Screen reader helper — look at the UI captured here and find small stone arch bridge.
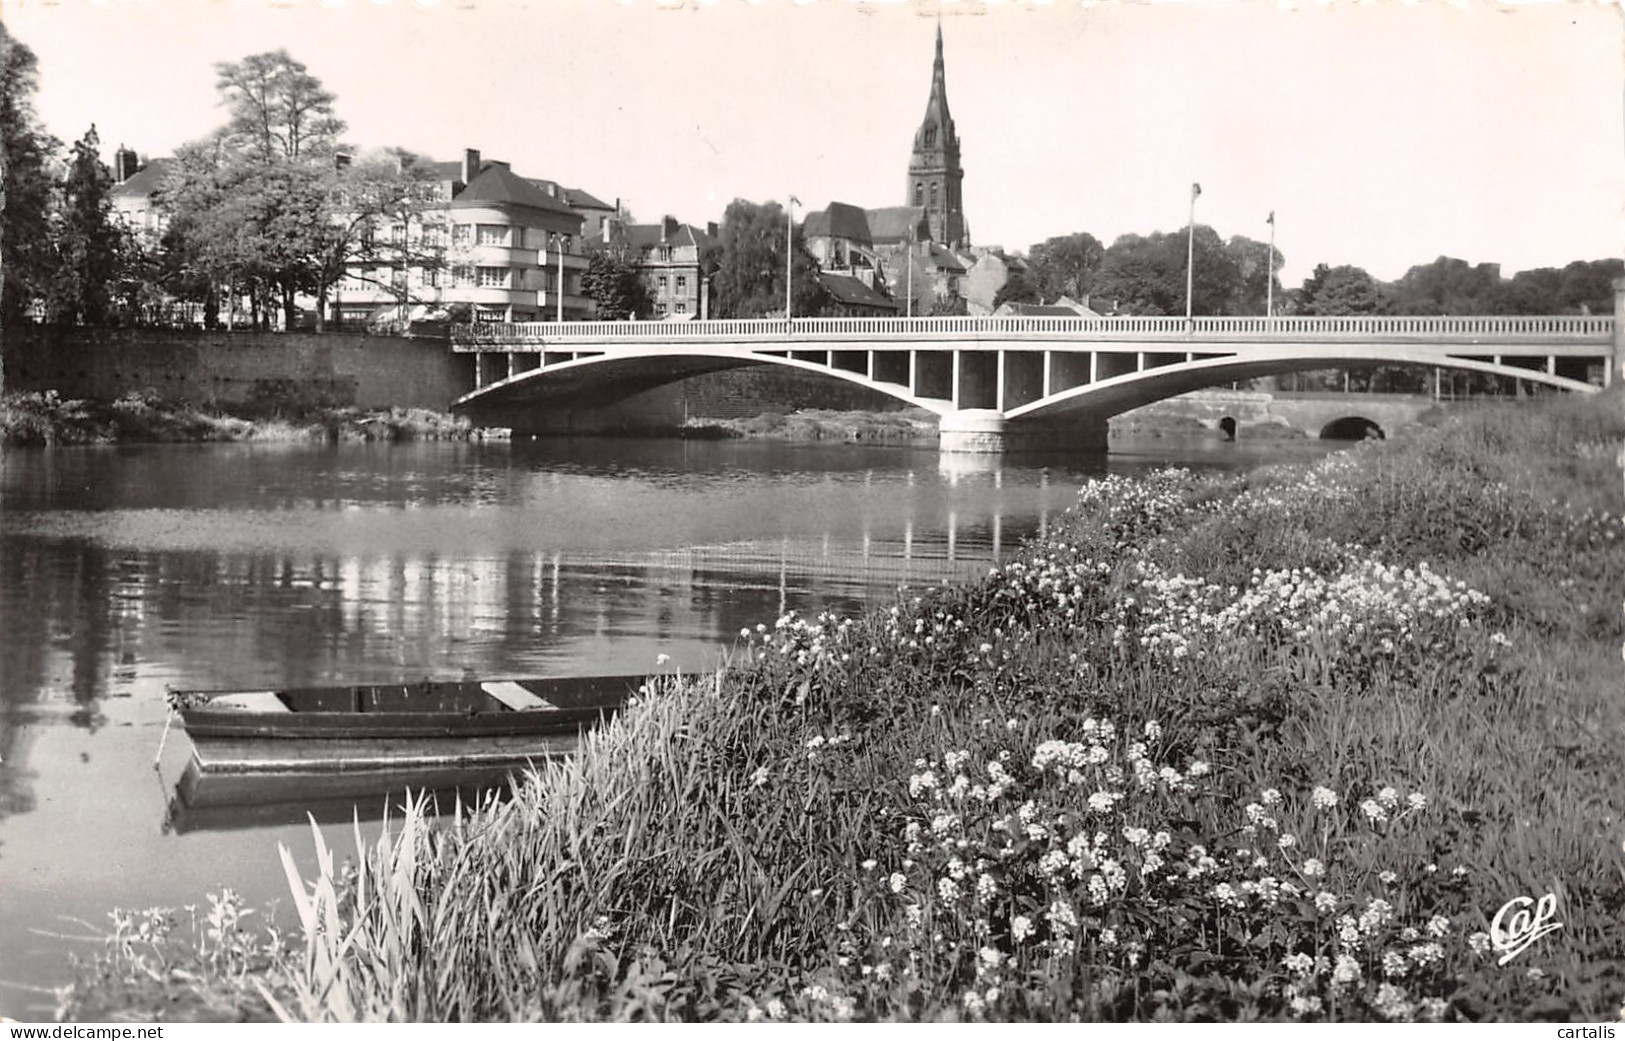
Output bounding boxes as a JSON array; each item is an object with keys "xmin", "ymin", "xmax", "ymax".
[{"xmin": 451, "ymin": 314, "xmax": 1617, "ymax": 453}]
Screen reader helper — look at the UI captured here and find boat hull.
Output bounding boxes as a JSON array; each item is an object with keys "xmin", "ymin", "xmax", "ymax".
[{"xmin": 176, "ymin": 673, "xmax": 660, "ymax": 772}]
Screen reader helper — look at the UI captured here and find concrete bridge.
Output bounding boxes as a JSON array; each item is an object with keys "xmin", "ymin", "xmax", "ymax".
[{"xmin": 450, "ymin": 313, "xmax": 1618, "ymax": 453}]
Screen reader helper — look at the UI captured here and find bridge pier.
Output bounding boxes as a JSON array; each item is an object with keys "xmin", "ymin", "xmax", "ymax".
[
  {"xmin": 938, "ymin": 409, "xmax": 1007, "ymax": 453},
  {"xmin": 939, "ymin": 409, "xmax": 1109, "ymax": 456}
]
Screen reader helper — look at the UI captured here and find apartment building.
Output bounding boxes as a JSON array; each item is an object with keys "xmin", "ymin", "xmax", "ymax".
[
  {"xmin": 600, "ymin": 216, "xmax": 716, "ymax": 319},
  {"xmin": 334, "ymin": 149, "xmax": 595, "ymax": 324}
]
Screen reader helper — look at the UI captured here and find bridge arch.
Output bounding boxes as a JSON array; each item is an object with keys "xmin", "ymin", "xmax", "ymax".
[
  {"xmin": 1005, "ymin": 349, "xmax": 1598, "ymax": 424},
  {"xmin": 1319, "ymin": 416, "xmax": 1386, "ymax": 440},
  {"xmin": 453, "ymin": 346, "xmax": 953, "ymax": 426}
]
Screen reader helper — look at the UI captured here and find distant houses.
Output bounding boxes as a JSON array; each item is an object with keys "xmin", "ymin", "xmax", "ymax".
[{"xmin": 101, "ymin": 25, "xmax": 1051, "ymax": 326}]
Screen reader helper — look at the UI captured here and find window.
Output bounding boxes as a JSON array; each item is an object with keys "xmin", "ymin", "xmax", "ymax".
[
  {"xmin": 452, "ymin": 225, "xmax": 472, "ymax": 246},
  {"xmin": 914, "ymin": 182, "xmax": 924, "ymax": 205},
  {"xmin": 924, "ymin": 127, "xmax": 937, "ymax": 147},
  {"xmin": 477, "ymin": 266, "xmax": 510, "ymax": 288},
  {"xmin": 658, "ymin": 246, "xmax": 673, "ymax": 262},
  {"xmin": 452, "ymin": 265, "xmax": 473, "ymax": 287},
  {"xmin": 658, "ymin": 275, "xmax": 668, "ymax": 290},
  {"xmin": 675, "ymin": 302, "xmax": 687, "ymax": 314},
  {"xmin": 477, "ymin": 225, "xmax": 509, "ymax": 247},
  {"xmin": 930, "ymin": 183, "xmax": 939, "ymax": 206},
  {"xmin": 676, "ymin": 275, "xmax": 687, "ymax": 290},
  {"xmin": 391, "ymin": 224, "xmax": 406, "ymax": 245}
]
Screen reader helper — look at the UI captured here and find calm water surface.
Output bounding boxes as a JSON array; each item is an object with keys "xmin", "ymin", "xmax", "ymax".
[{"xmin": 0, "ymin": 434, "xmax": 1340, "ymax": 1012}]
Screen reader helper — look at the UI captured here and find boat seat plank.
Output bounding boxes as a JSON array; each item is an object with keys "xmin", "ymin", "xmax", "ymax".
[
  {"xmin": 209, "ymin": 691, "xmax": 290, "ymax": 712},
  {"xmin": 483, "ymin": 681, "xmax": 555, "ymax": 712}
]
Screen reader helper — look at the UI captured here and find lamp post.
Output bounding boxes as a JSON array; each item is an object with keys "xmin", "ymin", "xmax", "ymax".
[
  {"xmin": 785, "ymin": 195, "xmax": 800, "ymax": 331},
  {"xmin": 1266, "ymin": 210, "xmax": 1276, "ymax": 319},
  {"xmin": 906, "ymin": 228, "xmax": 915, "ymax": 318},
  {"xmin": 1185, "ymin": 182, "xmax": 1201, "ymax": 324}
]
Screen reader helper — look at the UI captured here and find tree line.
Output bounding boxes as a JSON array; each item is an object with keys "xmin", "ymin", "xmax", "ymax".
[{"xmin": 1000, "ymin": 228, "xmax": 1620, "ymax": 319}]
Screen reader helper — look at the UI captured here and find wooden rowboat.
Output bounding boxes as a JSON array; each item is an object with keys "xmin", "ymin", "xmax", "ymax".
[{"xmin": 171, "ymin": 673, "xmax": 665, "ymax": 775}]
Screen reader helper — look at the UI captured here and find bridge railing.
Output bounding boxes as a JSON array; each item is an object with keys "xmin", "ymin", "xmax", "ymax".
[{"xmin": 452, "ymin": 313, "xmax": 1615, "ymax": 347}]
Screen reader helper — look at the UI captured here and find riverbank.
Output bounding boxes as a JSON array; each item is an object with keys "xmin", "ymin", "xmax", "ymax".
[
  {"xmin": 0, "ymin": 391, "xmax": 492, "ymax": 446},
  {"xmin": 61, "ymin": 389, "xmax": 1625, "ymax": 1022},
  {"xmin": 686, "ymin": 407, "xmax": 1257, "ymax": 444},
  {"xmin": 685, "ymin": 407, "xmax": 941, "ymax": 443}
]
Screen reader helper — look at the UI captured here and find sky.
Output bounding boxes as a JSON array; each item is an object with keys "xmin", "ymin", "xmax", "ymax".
[{"xmin": 3, "ymin": 0, "xmax": 1621, "ymax": 285}]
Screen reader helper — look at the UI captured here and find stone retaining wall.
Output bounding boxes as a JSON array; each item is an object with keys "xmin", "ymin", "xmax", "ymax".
[{"xmin": 3, "ymin": 325, "xmax": 469, "ymax": 413}]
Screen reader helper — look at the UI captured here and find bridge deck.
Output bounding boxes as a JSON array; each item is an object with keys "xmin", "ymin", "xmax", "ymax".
[{"xmin": 452, "ymin": 314, "xmax": 1615, "ymax": 350}]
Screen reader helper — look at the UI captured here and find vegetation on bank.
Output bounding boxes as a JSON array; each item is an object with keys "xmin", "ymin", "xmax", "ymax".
[
  {"xmin": 62, "ymin": 390, "xmax": 1625, "ymax": 1023},
  {"xmin": 686, "ymin": 408, "xmax": 940, "ymax": 444},
  {"xmin": 0, "ymin": 391, "xmax": 490, "ymax": 446}
]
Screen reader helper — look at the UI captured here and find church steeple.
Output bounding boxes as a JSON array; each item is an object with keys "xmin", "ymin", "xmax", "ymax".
[{"xmin": 907, "ymin": 21, "xmax": 967, "ymax": 248}]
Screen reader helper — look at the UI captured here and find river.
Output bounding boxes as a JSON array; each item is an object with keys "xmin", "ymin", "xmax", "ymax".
[{"xmin": 0, "ymin": 433, "xmax": 1341, "ymax": 1013}]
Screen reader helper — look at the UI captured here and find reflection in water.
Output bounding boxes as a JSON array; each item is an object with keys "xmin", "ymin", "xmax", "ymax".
[{"xmin": 0, "ymin": 434, "xmax": 1340, "ymax": 1011}]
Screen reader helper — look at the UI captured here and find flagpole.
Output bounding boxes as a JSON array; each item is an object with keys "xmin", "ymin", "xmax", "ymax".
[
  {"xmin": 785, "ymin": 195, "xmax": 799, "ymax": 332},
  {"xmin": 1261, "ymin": 212, "xmax": 1274, "ymax": 321},
  {"xmin": 1185, "ymin": 183, "xmax": 1200, "ymax": 324}
]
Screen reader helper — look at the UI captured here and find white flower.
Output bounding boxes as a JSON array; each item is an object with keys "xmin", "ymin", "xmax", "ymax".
[
  {"xmin": 1314, "ymin": 891, "xmax": 1338, "ymax": 913},
  {"xmin": 888, "ymin": 872, "xmax": 907, "ymax": 894},
  {"xmin": 1379, "ymin": 870, "xmax": 1398, "ymax": 885},
  {"xmin": 1333, "ymin": 953, "xmax": 1363, "ymax": 985},
  {"xmin": 1010, "ymin": 915, "xmax": 1034, "ymax": 941},
  {"xmin": 1408, "ymin": 792, "xmax": 1427, "ymax": 811},
  {"xmin": 1261, "ymin": 788, "xmax": 1283, "ymax": 805},
  {"xmin": 1312, "ymin": 786, "xmax": 1339, "ymax": 809},
  {"xmin": 979, "ymin": 946, "xmax": 1002, "ymax": 968}
]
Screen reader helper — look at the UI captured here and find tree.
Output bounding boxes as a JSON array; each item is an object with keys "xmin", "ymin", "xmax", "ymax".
[
  {"xmin": 991, "ymin": 269, "xmax": 1039, "ymax": 310},
  {"xmin": 1555, "ymin": 259, "xmax": 1623, "ymax": 315},
  {"xmin": 159, "ymin": 54, "xmax": 375, "ymax": 330},
  {"xmin": 1026, "ymin": 232, "xmax": 1103, "ymax": 303},
  {"xmin": 311, "ymin": 149, "xmax": 454, "ymax": 330},
  {"xmin": 1296, "ymin": 263, "xmax": 1385, "ymax": 316},
  {"xmin": 581, "ymin": 241, "xmax": 654, "ymax": 320},
  {"xmin": 1222, "ymin": 234, "xmax": 1283, "ymax": 315},
  {"xmin": 710, "ymin": 198, "xmax": 827, "ymax": 318},
  {"xmin": 0, "ymin": 24, "xmax": 58, "ymax": 328},
  {"xmin": 215, "ymin": 49, "xmax": 345, "ymax": 163},
  {"xmin": 48, "ymin": 125, "xmax": 129, "ymax": 325},
  {"xmin": 1091, "ymin": 226, "xmax": 1239, "ymax": 317},
  {"xmin": 1388, "ymin": 256, "xmax": 1509, "ymax": 315}
]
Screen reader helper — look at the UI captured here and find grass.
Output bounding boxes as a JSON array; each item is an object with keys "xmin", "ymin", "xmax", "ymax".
[
  {"xmin": 0, "ymin": 390, "xmax": 494, "ymax": 446},
  {"xmin": 58, "ymin": 387, "xmax": 1625, "ymax": 1022}
]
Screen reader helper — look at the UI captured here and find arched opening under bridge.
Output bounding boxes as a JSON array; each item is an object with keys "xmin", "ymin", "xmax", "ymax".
[{"xmin": 1319, "ymin": 416, "xmax": 1386, "ymax": 441}]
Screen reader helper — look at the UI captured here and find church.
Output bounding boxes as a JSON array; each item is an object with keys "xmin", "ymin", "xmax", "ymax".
[{"xmin": 804, "ymin": 24, "xmax": 993, "ymax": 316}]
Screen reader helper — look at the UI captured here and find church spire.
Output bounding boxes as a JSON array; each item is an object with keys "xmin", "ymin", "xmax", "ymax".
[{"xmin": 906, "ymin": 20, "xmax": 967, "ymax": 248}]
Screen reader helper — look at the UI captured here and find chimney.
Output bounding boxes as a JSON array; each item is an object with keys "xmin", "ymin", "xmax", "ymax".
[
  {"xmin": 602, "ymin": 215, "xmax": 620, "ymax": 242},
  {"xmin": 706, "ymin": 221, "xmax": 719, "ymax": 239},
  {"xmin": 661, "ymin": 215, "xmax": 679, "ymax": 241},
  {"xmin": 545, "ymin": 182, "xmax": 559, "ymax": 198},
  {"xmin": 114, "ymin": 145, "xmax": 139, "ymax": 184},
  {"xmin": 462, "ymin": 148, "xmax": 481, "ymax": 185}
]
